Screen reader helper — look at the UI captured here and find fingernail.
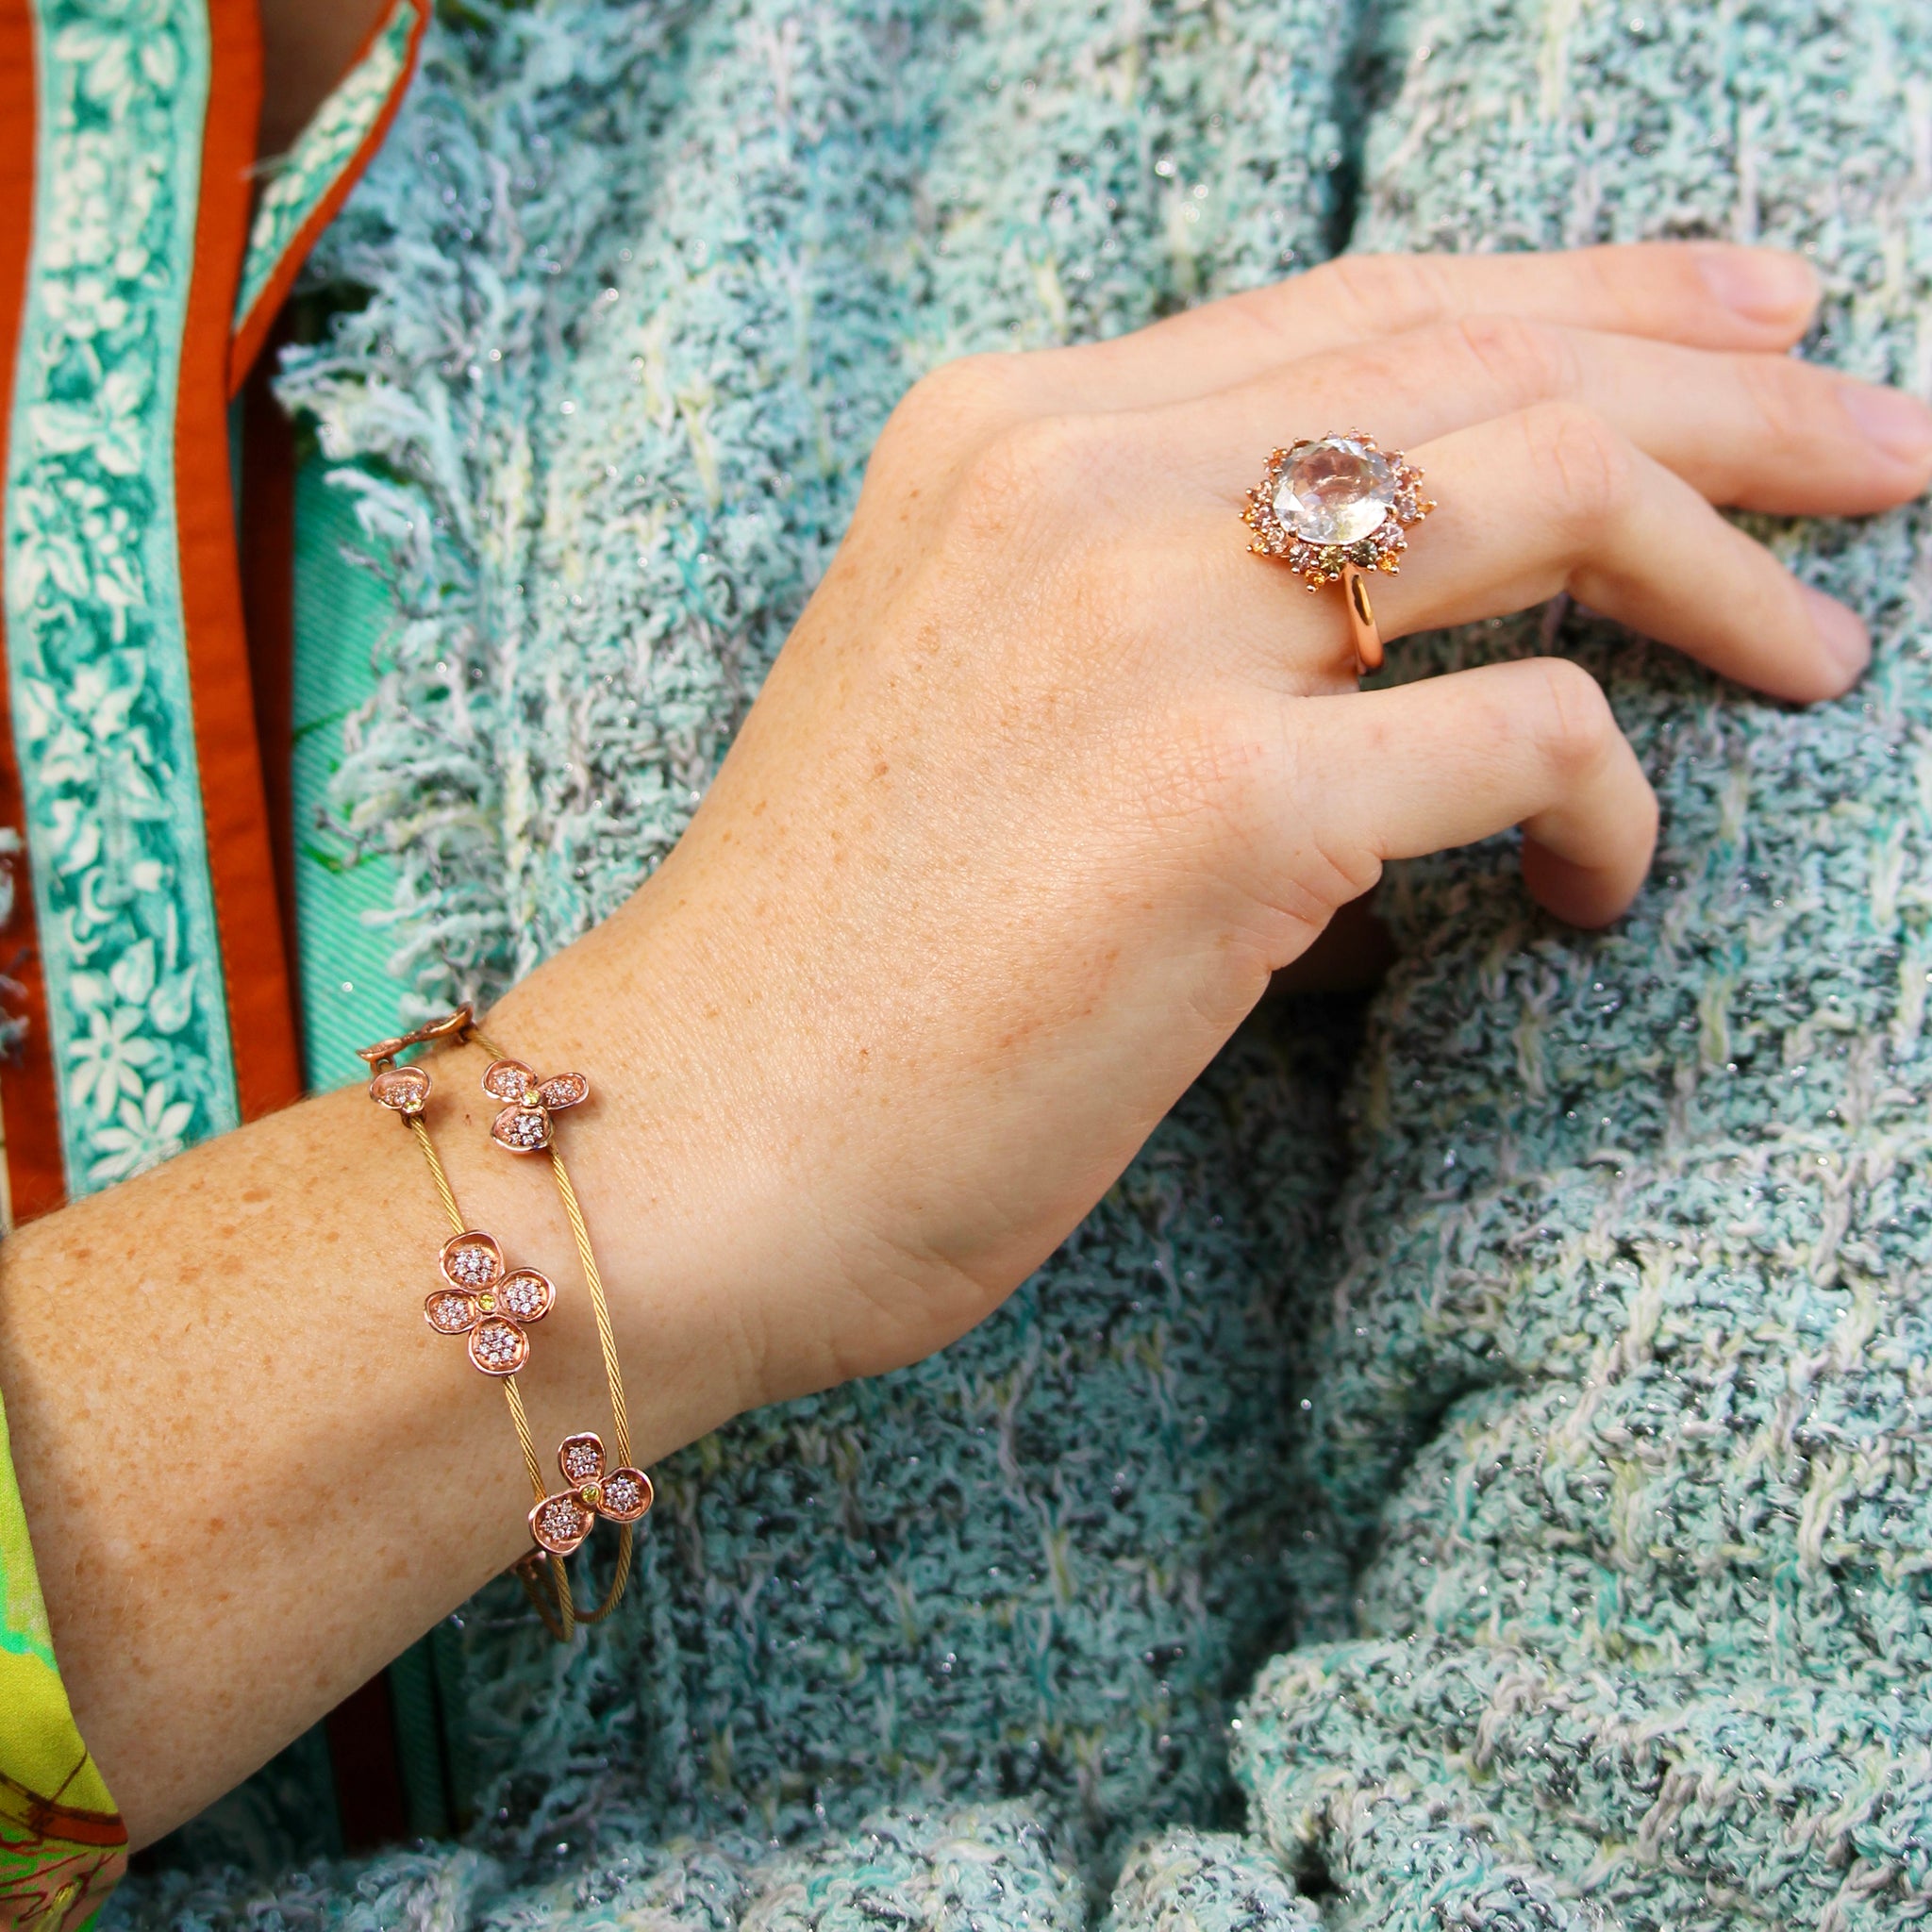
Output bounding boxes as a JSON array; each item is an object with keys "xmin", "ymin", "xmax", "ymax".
[
  {"xmin": 1696, "ymin": 247, "xmax": 1818, "ymax": 323},
  {"xmin": 1839, "ymin": 380, "xmax": 1932, "ymax": 465},
  {"xmin": 1800, "ymin": 583, "xmax": 1870, "ymax": 679}
]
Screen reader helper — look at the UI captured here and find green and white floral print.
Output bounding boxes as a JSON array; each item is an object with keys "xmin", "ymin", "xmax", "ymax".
[{"xmin": 5, "ymin": 0, "xmax": 237, "ymax": 1192}]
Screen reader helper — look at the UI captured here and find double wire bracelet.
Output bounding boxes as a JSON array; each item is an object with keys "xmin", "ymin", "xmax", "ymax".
[{"xmin": 360, "ymin": 1008, "xmax": 652, "ymax": 1640}]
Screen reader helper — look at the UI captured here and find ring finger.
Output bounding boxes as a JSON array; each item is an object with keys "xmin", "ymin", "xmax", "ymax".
[{"xmin": 1193, "ymin": 399, "xmax": 1869, "ymax": 701}]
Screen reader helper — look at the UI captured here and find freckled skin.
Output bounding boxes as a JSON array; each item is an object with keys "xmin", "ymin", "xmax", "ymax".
[{"xmin": 0, "ymin": 242, "xmax": 1919, "ymax": 1846}]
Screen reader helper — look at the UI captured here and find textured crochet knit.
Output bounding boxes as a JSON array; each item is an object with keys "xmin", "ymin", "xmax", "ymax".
[{"xmin": 109, "ymin": 0, "xmax": 1932, "ymax": 1927}]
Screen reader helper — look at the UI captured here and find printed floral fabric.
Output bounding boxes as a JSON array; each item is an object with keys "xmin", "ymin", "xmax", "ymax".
[
  {"xmin": 4, "ymin": 0, "xmax": 238, "ymax": 1195},
  {"xmin": 0, "ymin": 1387, "xmax": 125, "ymax": 1932},
  {"xmin": 0, "ymin": 0, "xmax": 426, "ymax": 1920},
  {"xmin": 4, "ymin": 0, "xmax": 423, "ymax": 1201}
]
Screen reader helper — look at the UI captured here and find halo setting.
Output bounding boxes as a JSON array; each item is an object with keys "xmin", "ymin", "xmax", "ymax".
[{"xmin": 1241, "ymin": 430, "xmax": 1434, "ymax": 587}]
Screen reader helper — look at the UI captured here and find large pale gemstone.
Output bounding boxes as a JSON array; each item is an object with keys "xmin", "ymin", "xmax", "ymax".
[{"xmin": 1272, "ymin": 435, "xmax": 1396, "ymax": 545}]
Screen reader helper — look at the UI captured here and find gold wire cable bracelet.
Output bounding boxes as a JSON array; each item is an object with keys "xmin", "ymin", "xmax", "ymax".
[
  {"xmin": 470, "ymin": 1025, "xmax": 642, "ymax": 1624},
  {"xmin": 359, "ymin": 1006, "xmax": 651, "ymax": 1640}
]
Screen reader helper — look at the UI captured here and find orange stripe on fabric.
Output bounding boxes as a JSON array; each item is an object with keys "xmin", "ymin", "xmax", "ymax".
[
  {"xmin": 226, "ymin": 0, "xmax": 429, "ymax": 395},
  {"xmin": 175, "ymin": 0, "xmax": 303, "ymax": 1124},
  {"xmin": 239, "ymin": 324, "xmax": 301, "ymax": 1063},
  {"xmin": 0, "ymin": 0, "xmax": 65, "ymax": 1224}
]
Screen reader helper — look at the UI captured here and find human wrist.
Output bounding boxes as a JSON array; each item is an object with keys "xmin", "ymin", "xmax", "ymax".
[{"xmin": 464, "ymin": 890, "xmax": 797, "ymax": 1450}]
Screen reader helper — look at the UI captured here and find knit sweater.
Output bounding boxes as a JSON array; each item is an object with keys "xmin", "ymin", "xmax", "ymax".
[{"xmin": 109, "ymin": 1, "xmax": 1932, "ymax": 1927}]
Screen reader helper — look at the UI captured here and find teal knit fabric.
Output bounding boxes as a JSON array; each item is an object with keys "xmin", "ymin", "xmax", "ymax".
[{"xmin": 109, "ymin": 0, "xmax": 1932, "ymax": 1926}]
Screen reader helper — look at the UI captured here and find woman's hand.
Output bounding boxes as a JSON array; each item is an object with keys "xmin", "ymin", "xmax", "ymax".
[
  {"xmin": 508, "ymin": 242, "xmax": 1928, "ymax": 1414},
  {"xmin": 8, "ymin": 242, "xmax": 1928, "ymax": 1842}
]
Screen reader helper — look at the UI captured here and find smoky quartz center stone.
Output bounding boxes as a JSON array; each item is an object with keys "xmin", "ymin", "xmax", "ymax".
[{"xmin": 1273, "ymin": 436, "xmax": 1396, "ymax": 546}]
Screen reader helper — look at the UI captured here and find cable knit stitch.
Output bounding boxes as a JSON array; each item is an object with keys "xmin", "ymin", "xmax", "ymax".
[{"xmin": 109, "ymin": 0, "xmax": 1932, "ymax": 1927}]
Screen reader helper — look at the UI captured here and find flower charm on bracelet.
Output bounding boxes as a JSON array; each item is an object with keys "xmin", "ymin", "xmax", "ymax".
[
  {"xmin": 529, "ymin": 1432, "xmax": 655, "ymax": 1555},
  {"xmin": 361, "ymin": 1008, "xmax": 475, "ymax": 1113},
  {"xmin": 482, "ymin": 1058, "xmax": 590, "ymax": 1154},
  {"xmin": 425, "ymin": 1229, "xmax": 557, "ymax": 1375},
  {"xmin": 1240, "ymin": 429, "xmax": 1434, "ymax": 586},
  {"xmin": 368, "ymin": 1065, "xmax": 431, "ymax": 1114}
]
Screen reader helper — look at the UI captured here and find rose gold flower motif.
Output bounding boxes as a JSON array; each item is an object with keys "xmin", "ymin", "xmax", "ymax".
[
  {"xmin": 368, "ymin": 1065, "xmax": 431, "ymax": 1114},
  {"xmin": 528, "ymin": 1432, "xmax": 654, "ymax": 1555},
  {"xmin": 424, "ymin": 1229, "xmax": 556, "ymax": 1376},
  {"xmin": 481, "ymin": 1058, "xmax": 590, "ymax": 1155}
]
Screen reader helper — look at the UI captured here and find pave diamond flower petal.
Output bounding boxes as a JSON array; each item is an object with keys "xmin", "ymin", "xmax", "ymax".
[
  {"xmin": 425, "ymin": 1288, "xmax": 480, "ymax": 1334},
  {"xmin": 558, "ymin": 1433, "xmax": 606, "ymax": 1484},
  {"xmin": 369, "ymin": 1065, "xmax": 430, "ymax": 1113},
  {"xmin": 497, "ymin": 1269, "xmax": 556, "ymax": 1324},
  {"xmin": 468, "ymin": 1315, "xmax": 530, "ymax": 1376},
  {"xmin": 491, "ymin": 1104, "xmax": 552, "ymax": 1153},
  {"xmin": 598, "ymin": 1468, "xmax": 654, "ymax": 1522},
  {"xmin": 441, "ymin": 1230, "xmax": 503, "ymax": 1291},
  {"xmin": 483, "ymin": 1058, "xmax": 590, "ymax": 1154},
  {"xmin": 531, "ymin": 1493, "xmax": 592, "ymax": 1555},
  {"xmin": 481, "ymin": 1058, "xmax": 535, "ymax": 1103}
]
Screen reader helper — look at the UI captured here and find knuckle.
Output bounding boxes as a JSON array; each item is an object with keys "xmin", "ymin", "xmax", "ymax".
[
  {"xmin": 899, "ymin": 351, "xmax": 1023, "ymax": 427},
  {"xmin": 1526, "ymin": 657, "xmax": 1616, "ymax": 775},
  {"xmin": 1522, "ymin": 401, "xmax": 1635, "ymax": 531},
  {"xmin": 874, "ymin": 353, "xmax": 1025, "ymax": 475},
  {"xmin": 1734, "ymin": 353, "xmax": 1809, "ymax": 450},
  {"xmin": 952, "ymin": 411, "xmax": 1111, "ymax": 530},
  {"xmin": 1313, "ymin": 252, "xmax": 1453, "ymax": 335},
  {"xmin": 1454, "ymin": 313, "xmax": 1578, "ymax": 405}
]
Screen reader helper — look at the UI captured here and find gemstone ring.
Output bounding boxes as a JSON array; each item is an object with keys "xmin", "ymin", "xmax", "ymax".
[{"xmin": 1240, "ymin": 429, "xmax": 1436, "ymax": 675}]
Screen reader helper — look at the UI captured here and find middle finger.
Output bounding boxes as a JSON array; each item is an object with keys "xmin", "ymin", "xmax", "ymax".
[{"xmin": 1156, "ymin": 315, "xmax": 1932, "ymax": 518}]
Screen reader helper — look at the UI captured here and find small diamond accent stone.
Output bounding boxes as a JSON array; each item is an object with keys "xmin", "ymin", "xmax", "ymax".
[{"xmin": 1273, "ymin": 435, "xmax": 1396, "ymax": 546}]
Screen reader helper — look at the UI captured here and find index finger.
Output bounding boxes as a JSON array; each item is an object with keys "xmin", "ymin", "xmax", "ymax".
[{"xmin": 1020, "ymin": 242, "xmax": 1821, "ymax": 415}]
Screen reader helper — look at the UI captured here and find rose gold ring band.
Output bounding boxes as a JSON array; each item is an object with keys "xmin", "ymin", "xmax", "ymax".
[{"xmin": 1341, "ymin": 564, "xmax": 1383, "ymax": 675}]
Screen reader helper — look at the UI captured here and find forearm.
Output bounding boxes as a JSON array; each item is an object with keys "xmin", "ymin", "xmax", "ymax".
[
  {"xmin": 0, "ymin": 891, "xmax": 764, "ymax": 1847},
  {"xmin": 0, "ymin": 715, "xmax": 1208, "ymax": 1848}
]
